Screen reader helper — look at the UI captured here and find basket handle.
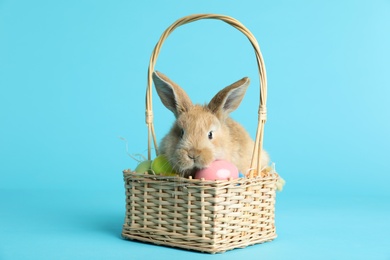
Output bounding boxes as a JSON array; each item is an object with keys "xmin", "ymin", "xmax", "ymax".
[{"xmin": 145, "ymin": 14, "xmax": 267, "ymax": 178}]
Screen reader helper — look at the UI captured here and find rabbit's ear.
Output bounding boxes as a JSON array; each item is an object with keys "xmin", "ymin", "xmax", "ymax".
[
  {"xmin": 208, "ymin": 77, "xmax": 250, "ymax": 119},
  {"xmin": 153, "ymin": 71, "xmax": 193, "ymax": 117}
]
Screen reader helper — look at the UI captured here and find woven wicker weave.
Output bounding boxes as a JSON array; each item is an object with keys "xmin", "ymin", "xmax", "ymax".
[{"xmin": 122, "ymin": 14, "xmax": 279, "ymax": 254}]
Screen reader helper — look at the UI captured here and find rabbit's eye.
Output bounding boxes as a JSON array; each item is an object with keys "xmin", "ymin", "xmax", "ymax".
[
  {"xmin": 208, "ymin": 131, "xmax": 213, "ymax": 140},
  {"xmin": 180, "ymin": 129, "xmax": 184, "ymax": 138}
]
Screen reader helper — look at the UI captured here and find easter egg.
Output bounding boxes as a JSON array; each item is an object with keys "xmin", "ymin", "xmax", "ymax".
[
  {"xmin": 135, "ymin": 160, "xmax": 152, "ymax": 174},
  {"xmin": 151, "ymin": 155, "xmax": 177, "ymax": 176},
  {"xmin": 195, "ymin": 160, "xmax": 239, "ymax": 180}
]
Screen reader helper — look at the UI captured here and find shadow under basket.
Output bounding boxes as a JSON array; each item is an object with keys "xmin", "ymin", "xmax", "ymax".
[{"xmin": 122, "ymin": 170, "xmax": 278, "ymax": 254}]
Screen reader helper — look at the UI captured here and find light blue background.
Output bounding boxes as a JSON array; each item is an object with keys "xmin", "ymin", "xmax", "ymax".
[{"xmin": 1, "ymin": 0, "xmax": 389, "ymax": 259}]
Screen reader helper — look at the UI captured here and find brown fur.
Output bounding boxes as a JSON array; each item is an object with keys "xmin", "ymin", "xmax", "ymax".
[{"xmin": 153, "ymin": 71, "xmax": 270, "ymax": 177}]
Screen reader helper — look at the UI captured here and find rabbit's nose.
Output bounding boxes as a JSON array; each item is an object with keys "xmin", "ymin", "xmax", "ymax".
[{"xmin": 187, "ymin": 149, "xmax": 200, "ymax": 160}]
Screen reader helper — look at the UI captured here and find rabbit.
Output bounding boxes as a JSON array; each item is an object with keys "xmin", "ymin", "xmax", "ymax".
[{"xmin": 153, "ymin": 71, "xmax": 270, "ymax": 178}]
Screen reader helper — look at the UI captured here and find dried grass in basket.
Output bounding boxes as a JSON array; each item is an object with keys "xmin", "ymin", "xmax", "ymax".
[{"xmin": 122, "ymin": 14, "xmax": 280, "ymax": 254}]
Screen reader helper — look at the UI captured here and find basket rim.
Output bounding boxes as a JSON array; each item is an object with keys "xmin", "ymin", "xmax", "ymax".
[{"xmin": 123, "ymin": 169, "xmax": 279, "ymax": 186}]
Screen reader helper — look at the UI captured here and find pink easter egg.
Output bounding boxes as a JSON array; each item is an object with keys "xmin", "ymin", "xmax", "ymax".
[{"xmin": 195, "ymin": 160, "xmax": 239, "ymax": 180}]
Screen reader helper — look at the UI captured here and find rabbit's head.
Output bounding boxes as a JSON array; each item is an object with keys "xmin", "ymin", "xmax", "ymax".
[{"xmin": 153, "ymin": 71, "xmax": 251, "ymax": 177}]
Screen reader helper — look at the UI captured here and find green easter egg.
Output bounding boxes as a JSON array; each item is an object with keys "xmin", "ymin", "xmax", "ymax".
[
  {"xmin": 151, "ymin": 155, "xmax": 176, "ymax": 176},
  {"xmin": 135, "ymin": 160, "xmax": 152, "ymax": 174}
]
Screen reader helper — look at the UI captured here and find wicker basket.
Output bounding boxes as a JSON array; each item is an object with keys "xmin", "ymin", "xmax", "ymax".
[{"xmin": 122, "ymin": 14, "xmax": 279, "ymax": 254}]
